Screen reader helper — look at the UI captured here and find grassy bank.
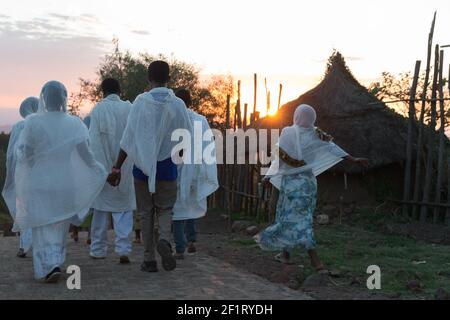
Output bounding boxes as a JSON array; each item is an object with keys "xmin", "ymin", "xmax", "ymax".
[{"xmin": 220, "ymin": 207, "xmax": 450, "ymax": 299}]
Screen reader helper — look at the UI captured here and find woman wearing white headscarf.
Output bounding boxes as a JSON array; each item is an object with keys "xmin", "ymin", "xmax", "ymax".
[
  {"xmin": 14, "ymin": 81, "xmax": 107, "ymax": 282},
  {"xmin": 2, "ymin": 96, "xmax": 39, "ymax": 258},
  {"xmin": 256, "ymin": 104, "xmax": 368, "ymax": 270}
]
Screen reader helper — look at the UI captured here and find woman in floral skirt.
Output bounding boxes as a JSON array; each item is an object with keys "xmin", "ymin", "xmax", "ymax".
[{"xmin": 255, "ymin": 104, "xmax": 368, "ymax": 271}]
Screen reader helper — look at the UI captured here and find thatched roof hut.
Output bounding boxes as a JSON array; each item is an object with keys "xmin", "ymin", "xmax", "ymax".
[{"xmin": 259, "ymin": 51, "xmax": 411, "ymax": 174}]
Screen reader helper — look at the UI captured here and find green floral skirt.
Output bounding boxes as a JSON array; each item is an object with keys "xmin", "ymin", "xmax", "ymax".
[{"xmin": 258, "ymin": 173, "xmax": 317, "ymax": 251}]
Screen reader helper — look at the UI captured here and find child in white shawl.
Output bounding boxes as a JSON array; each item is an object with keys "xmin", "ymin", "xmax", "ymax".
[
  {"xmin": 2, "ymin": 97, "xmax": 39, "ymax": 258},
  {"xmin": 256, "ymin": 104, "xmax": 368, "ymax": 270},
  {"xmin": 14, "ymin": 81, "xmax": 107, "ymax": 282}
]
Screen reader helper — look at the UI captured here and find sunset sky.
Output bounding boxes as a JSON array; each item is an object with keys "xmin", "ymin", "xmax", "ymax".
[{"xmin": 1, "ymin": 0, "xmax": 450, "ymax": 125}]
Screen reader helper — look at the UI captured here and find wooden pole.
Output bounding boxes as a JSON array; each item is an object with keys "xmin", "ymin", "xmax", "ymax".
[
  {"xmin": 236, "ymin": 80, "xmax": 242, "ymax": 128},
  {"xmin": 266, "ymin": 91, "xmax": 271, "ymax": 116},
  {"xmin": 224, "ymin": 95, "xmax": 232, "ymax": 229},
  {"xmin": 278, "ymin": 84, "xmax": 283, "ymax": 110},
  {"xmin": 447, "ymin": 158, "xmax": 450, "ymax": 226},
  {"xmin": 243, "ymin": 103, "xmax": 248, "ymax": 130},
  {"xmin": 445, "ymin": 63, "xmax": 450, "ymax": 226},
  {"xmin": 433, "ymin": 50, "xmax": 445, "ymax": 223},
  {"xmin": 420, "ymin": 45, "xmax": 440, "ymax": 223},
  {"xmin": 402, "ymin": 60, "xmax": 421, "ymax": 217},
  {"xmin": 412, "ymin": 11, "xmax": 437, "ymax": 219},
  {"xmin": 252, "ymin": 74, "xmax": 257, "ymax": 122}
]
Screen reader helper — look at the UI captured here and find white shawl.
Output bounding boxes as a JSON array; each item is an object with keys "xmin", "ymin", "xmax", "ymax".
[
  {"xmin": 120, "ymin": 87, "xmax": 193, "ymax": 199},
  {"xmin": 172, "ymin": 110, "xmax": 219, "ymax": 220},
  {"xmin": 266, "ymin": 104, "xmax": 348, "ymax": 189},
  {"xmin": 89, "ymin": 94, "xmax": 136, "ymax": 212},
  {"xmin": 13, "ymin": 81, "xmax": 107, "ymax": 230},
  {"xmin": 2, "ymin": 97, "xmax": 39, "ymax": 221}
]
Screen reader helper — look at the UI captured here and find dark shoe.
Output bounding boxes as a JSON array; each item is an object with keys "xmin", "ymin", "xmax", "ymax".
[
  {"xmin": 187, "ymin": 242, "xmax": 197, "ymax": 254},
  {"xmin": 157, "ymin": 239, "xmax": 176, "ymax": 271},
  {"xmin": 141, "ymin": 261, "xmax": 158, "ymax": 273},
  {"xmin": 17, "ymin": 248, "xmax": 27, "ymax": 258},
  {"xmin": 45, "ymin": 267, "xmax": 62, "ymax": 283},
  {"xmin": 119, "ymin": 256, "xmax": 130, "ymax": 264},
  {"xmin": 90, "ymin": 254, "xmax": 106, "ymax": 260}
]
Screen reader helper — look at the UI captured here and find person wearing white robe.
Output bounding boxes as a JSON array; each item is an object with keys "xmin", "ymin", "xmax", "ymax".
[
  {"xmin": 14, "ymin": 81, "xmax": 107, "ymax": 282},
  {"xmin": 172, "ymin": 89, "xmax": 218, "ymax": 258},
  {"xmin": 256, "ymin": 104, "xmax": 368, "ymax": 270},
  {"xmin": 88, "ymin": 78, "xmax": 136, "ymax": 263},
  {"xmin": 108, "ymin": 61, "xmax": 193, "ymax": 273},
  {"xmin": 2, "ymin": 96, "xmax": 39, "ymax": 258}
]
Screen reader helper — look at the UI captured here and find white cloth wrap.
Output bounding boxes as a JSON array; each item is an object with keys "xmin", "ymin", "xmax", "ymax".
[
  {"xmin": 2, "ymin": 121, "xmax": 26, "ymax": 221},
  {"xmin": 13, "ymin": 112, "xmax": 108, "ymax": 230},
  {"xmin": 266, "ymin": 104, "xmax": 348, "ymax": 189},
  {"xmin": 173, "ymin": 110, "xmax": 219, "ymax": 220},
  {"xmin": 89, "ymin": 94, "xmax": 136, "ymax": 212},
  {"xmin": 120, "ymin": 87, "xmax": 193, "ymax": 200},
  {"xmin": 2, "ymin": 96, "xmax": 39, "ymax": 225}
]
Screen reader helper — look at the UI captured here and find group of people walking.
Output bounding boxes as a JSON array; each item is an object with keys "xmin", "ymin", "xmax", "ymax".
[{"xmin": 2, "ymin": 59, "xmax": 368, "ymax": 284}]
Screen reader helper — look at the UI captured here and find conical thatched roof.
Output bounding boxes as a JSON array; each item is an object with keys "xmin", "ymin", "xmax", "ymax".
[{"xmin": 258, "ymin": 51, "xmax": 412, "ymax": 174}]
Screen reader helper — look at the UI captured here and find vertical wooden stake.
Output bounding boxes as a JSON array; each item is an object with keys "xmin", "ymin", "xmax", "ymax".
[
  {"xmin": 433, "ymin": 50, "xmax": 445, "ymax": 223},
  {"xmin": 224, "ymin": 95, "xmax": 232, "ymax": 230},
  {"xmin": 420, "ymin": 45, "xmax": 440, "ymax": 223},
  {"xmin": 402, "ymin": 60, "xmax": 421, "ymax": 217},
  {"xmin": 278, "ymin": 84, "xmax": 283, "ymax": 110},
  {"xmin": 412, "ymin": 11, "xmax": 437, "ymax": 219}
]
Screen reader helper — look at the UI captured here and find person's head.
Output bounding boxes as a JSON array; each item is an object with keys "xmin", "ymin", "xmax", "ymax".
[
  {"xmin": 175, "ymin": 89, "xmax": 192, "ymax": 108},
  {"xmin": 101, "ymin": 78, "xmax": 121, "ymax": 97},
  {"xmin": 19, "ymin": 96, "xmax": 39, "ymax": 118},
  {"xmin": 147, "ymin": 60, "xmax": 170, "ymax": 87},
  {"xmin": 293, "ymin": 104, "xmax": 316, "ymax": 128},
  {"xmin": 40, "ymin": 81, "xmax": 68, "ymax": 112}
]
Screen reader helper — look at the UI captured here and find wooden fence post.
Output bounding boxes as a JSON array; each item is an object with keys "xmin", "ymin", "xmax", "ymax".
[
  {"xmin": 420, "ymin": 45, "xmax": 440, "ymax": 223},
  {"xmin": 402, "ymin": 60, "xmax": 421, "ymax": 217},
  {"xmin": 433, "ymin": 50, "xmax": 445, "ymax": 223},
  {"xmin": 412, "ymin": 12, "xmax": 436, "ymax": 219},
  {"xmin": 278, "ymin": 84, "xmax": 283, "ymax": 110}
]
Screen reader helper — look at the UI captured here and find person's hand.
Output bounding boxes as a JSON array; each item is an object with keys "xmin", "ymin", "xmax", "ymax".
[
  {"xmin": 354, "ymin": 158, "xmax": 369, "ymax": 168},
  {"xmin": 107, "ymin": 170, "xmax": 121, "ymax": 186}
]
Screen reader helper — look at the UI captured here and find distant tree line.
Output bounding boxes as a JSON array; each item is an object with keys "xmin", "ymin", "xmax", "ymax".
[{"xmin": 69, "ymin": 39, "xmax": 234, "ymax": 129}]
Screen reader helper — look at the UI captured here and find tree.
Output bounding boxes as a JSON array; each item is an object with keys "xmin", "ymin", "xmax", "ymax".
[
  {"xmin": 70, "ymin": 40, "xmax": 233, "ymax": 128},
  {"xmin": 368, "ymin": 70, "xmax": 449, "ymax": 124}
]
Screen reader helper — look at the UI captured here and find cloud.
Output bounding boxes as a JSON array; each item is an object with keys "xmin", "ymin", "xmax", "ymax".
[
  {"xmin": 131, "ymin": 29, "xmax": 151, "ymax": 36},
  {"xmin": 0, "ymin": 15, "xmax": 111, "ymax": 109}
]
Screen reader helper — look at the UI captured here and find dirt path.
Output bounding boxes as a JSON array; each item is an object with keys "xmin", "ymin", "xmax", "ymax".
[{"xmin": 0, "ymin": 230, "xmax": 311, "ymax": 300}]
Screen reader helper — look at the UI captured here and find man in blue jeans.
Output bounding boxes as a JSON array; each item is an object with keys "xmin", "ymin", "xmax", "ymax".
[
  {"xmin": 108, "ymin": 61, "xmax": 193, "ymax": 272},
  {"xmin": 172, "ymin": 89, "xmax": 219, "ymax": 259}
]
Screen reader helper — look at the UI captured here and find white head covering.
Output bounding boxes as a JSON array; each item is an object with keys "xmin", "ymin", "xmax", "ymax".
[
  {"xmin": 19, "ymin": 97, "xmax": 39, "ymax": 118},
  {"xmin": 266, "ymin": 104, "xmax": 349, "ymax": 189},
  {"xmin": 39, "ymin": 81, "xmax": 68, "ymax": 113},
  {"xmin": 294, "ymin": 104, "xmax": 317, "ymax": 128},
  {"xmin": 13, "ymin": 81, "xmax": 107, "ymax": 230}
]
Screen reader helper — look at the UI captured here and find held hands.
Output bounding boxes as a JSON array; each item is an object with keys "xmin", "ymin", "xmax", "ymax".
[{"xmin": 107, "ymin": 167, "xmax": 121, "ymax": 186}]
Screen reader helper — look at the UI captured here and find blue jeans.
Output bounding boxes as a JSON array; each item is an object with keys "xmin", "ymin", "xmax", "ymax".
[{"xmin": 173, "ymin": 219, "xmax": 197, "ymax": 254}]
